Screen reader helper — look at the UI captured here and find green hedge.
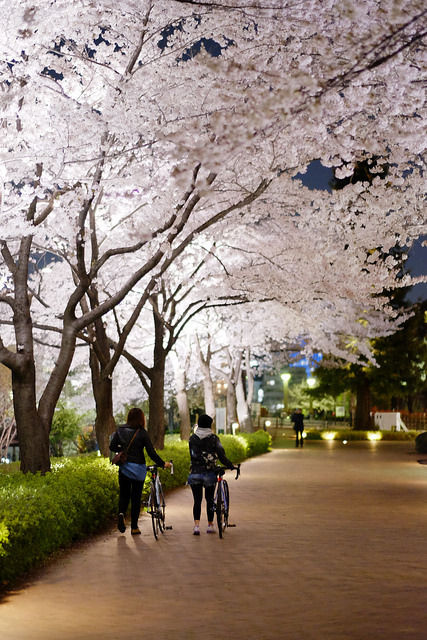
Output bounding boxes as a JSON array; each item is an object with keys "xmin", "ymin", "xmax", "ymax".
[
  {"xmin": 0, "ymin": 431, "xmax": 271, "ymax": 585},
  {"xmin": 0, "ymin": 455, "xmax": 119, "ymax": 584},
  {"xmin": 236, "ymin": 430, "xmax": 272, "ymax": 456}
]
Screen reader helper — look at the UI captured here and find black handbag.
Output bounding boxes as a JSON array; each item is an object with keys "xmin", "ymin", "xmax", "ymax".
[{"xmin": 111, "ymin": 429, "xmax": 139, "ymax": 465}]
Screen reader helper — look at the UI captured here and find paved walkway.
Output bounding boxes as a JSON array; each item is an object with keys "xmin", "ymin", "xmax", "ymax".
[{"xmin": 1, "ymin": 440, "xmax": 427, "ymax": 640}]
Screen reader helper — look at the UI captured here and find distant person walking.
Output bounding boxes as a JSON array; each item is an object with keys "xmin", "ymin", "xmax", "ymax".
[
  {"xmin": 187, "ymin": 414, "xmax": 235, "ymax": 535},
  {"xmin": 291, "ymin": 408, "xmax": 305, "ymax": 448},
  {"xmin": 110, "ymin": 408, "xmax": 172, "ymax": 535}
]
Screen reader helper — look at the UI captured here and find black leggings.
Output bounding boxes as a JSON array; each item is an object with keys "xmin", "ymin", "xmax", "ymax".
[
  {"xmin": 191, "ymin": 483, "xmax": 215, "ymax": 522},
  {"xmin": 118, "ymin": 472, "xmax": 145, "ymax": 529},
  {"xmin": 295, "ymin": 428, "xmax": 304, "ymax": 446}
]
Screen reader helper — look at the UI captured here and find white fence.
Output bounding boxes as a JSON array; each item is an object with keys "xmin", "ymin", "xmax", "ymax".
[{"xmin": 373, "ymin": 412, "xmax": 408, "ymax": 431}]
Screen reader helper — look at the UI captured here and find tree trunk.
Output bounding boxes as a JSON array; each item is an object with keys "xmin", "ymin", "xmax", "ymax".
[
  {"xmin": 147, "ymin": 310, "xmax": 167, "ymax": 449},
  {"xmin": 176, "ymin": 389, "xmax": 191, "ymax": 440},
  {"xmin": 354, "ymin": 375, "xmax": 372, "ymax": 430},
  {"xmin": 92, "ymin": 370, "xmax": 116, "ymax": 456},
  {"xmin": 236, "ymin": 368, "xmax": 253, "ymax": 432},
  {"xmin": 245, "ymin": 347, "xmax": 255, "ymax": 427},
  {"xmin": 224, "ymin": 349, "xmax": 240, "ymax": 429},
  {"xmin": 203, "ymin": 376, "xmax": 215, "ymax": 419},
  {"xmin": 4, "ymin": 233, "xmax": 86, "ymax": 473},
  {"xmin": 170, "ymin": 351, "xmax": 191, "ymax": 440},
  {"xmin": 148, "ymin": 363, "xmax": 166, "ymax": 449},
  {"xmin": 88, "ymin": 316, "xmax": 116, "ymax": 456},
  {"xmin": 12, "ymin": 365, "xmax": 50, "ymax": 473},
  {"xmin": 350, "ymin": 393, "xmax": 357, "ymax": 428},
  {"xmin": 195, "ymin": 336, "xmax": 215, "ymax": 418},
  {"xmin": 226, "ymin": 384, "xmax": 237, "ymax": 428},
  {"xmin": 8, "ymin": 237, "xmax": 51, "ymax": 472}
]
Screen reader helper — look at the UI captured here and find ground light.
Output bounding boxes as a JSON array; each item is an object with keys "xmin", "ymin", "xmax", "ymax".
[
  {"xmin": 321, "ymin": 431, "xmax": 337, "ymax": 440},
  {"xmin": 367, "ymin": 431, "xmax": 383, "ymax": 441}
]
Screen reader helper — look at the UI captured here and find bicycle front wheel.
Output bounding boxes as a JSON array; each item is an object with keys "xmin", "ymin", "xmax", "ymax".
[
  {"xmin": 215, "ymin": 482, "xmax": 226, "ymax": 538},
  {"xmin": 149, "ymin": 484, "xmax": 160, "ymax": 540},
  {"xmin": 222, "ymin": 479, "xmax": 229, "ymax": 528},
  {"xmin": 157, "ymin": 481, "xmax": 166, "ymax": 533}
]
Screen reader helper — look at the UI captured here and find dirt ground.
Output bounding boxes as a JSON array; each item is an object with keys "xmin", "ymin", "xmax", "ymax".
[{"xmin": 1, "ymin": 439, "xmax": 427, "ymax": 640}]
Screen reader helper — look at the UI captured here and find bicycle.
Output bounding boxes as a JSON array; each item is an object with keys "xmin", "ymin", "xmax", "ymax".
[
  {"xmin": 213, "ymin": 464, "xmax": 240, "ymax": 538},
  {"xmin": 146, "ymin": 461, "xmax": 173, "ymax": 540}
]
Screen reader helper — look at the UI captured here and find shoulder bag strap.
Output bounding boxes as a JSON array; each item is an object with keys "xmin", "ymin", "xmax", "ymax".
[{"xmin": 124, "ymin": 428, "xmax": 140, "ymax": 453}]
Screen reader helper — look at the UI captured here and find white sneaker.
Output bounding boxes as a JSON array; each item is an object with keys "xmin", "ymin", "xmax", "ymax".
[
  {"xmin": 193, "ymin": 525, "xmax": 200, "ymax": 536},
  {"xmin": 206, "ymin": 524, "xmax": 215, "ymax": 534}
]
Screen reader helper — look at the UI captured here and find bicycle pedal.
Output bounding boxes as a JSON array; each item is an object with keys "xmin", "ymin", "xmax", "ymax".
[
  {"xmin": 165, "ymin": 526, "xmax": 173, "ymax": 530},
  {"xmin": 228, "ymin": 523, "xmax": 236, "ymax": 527}
]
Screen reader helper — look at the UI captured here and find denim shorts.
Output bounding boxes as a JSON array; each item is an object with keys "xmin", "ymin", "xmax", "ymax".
[{"xmin": 187, "ymin": 471, "xmax": 216, "ymax": 487}]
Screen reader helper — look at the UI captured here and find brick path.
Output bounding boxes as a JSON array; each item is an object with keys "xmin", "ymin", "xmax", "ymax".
[{"xmin": 1, "ymin": 440, "xmax": 427, "ymax": 640}]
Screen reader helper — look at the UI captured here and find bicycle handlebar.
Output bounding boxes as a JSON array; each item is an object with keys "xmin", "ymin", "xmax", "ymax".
[
  {"xmin": 147, "ymin": 460, "xmax": 174, "ymax": 474},
  {"xmin": 215, "ymin": 463, "xmax": 241, "ymax": 480}
]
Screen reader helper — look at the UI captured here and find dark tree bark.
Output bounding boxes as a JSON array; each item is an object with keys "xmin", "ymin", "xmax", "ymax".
[
  {"xmin": 89, "ymin": 342, "xmax": 116, "ymax": 457},
  {"xmin": 147, "ymin": 307, "xmax": 167, "ymax": 449},
  {"xmin": 354, "ymin": 373, "xmax": 372, "ymax": 430},
  {"xmin": 12, "ymin": 362, "xmax": 50, "ymax": 473},
  {"xmin": 3, "ymin": 236, "xmax": 52, "ymax": 472}
]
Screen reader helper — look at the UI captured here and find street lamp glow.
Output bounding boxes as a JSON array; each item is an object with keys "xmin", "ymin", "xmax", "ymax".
[
  {"xmin": 306, "ymin": 377, "xmax": 316, "ymax": 415},
  {"xmin": 280, "ymin": 373, "xmax": 291, "ymax": 414}
]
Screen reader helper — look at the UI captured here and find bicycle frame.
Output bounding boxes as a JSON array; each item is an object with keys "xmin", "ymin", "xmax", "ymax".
[{"xmin": 146, "ymin": 462, "xmax": 173, "ymax": 540}]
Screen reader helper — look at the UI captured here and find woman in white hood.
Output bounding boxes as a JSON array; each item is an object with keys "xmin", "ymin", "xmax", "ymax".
[{"xmin": 187, "ymin": 414, "xmax": 235, "ymax": 536}]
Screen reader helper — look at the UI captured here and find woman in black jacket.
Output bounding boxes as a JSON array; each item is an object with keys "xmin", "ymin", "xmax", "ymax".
[
  {"xmin": 187, "ymin": 414, "xmax": 235, "ymax": 535},
  {"xmin": 110, "ymin": 407, "xmax": 171, "ymax": 535}
]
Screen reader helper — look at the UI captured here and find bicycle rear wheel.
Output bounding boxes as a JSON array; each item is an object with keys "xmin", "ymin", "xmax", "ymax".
[
  {"xmin": 149, "ymin": 484, "xmax": 160, "ymax": 540},
  {"xmin": 215, "ymin": 482, "xmax": 226, "ymax": 538}
]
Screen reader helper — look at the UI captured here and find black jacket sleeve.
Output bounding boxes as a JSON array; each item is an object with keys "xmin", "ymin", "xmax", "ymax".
[
  {"xmin": 109, "ymin": 430, "xmax": 121, "ymax": 452},
  {"xmin": 141, "ymin": 430, "xmax": 166, "ymax": 468}
]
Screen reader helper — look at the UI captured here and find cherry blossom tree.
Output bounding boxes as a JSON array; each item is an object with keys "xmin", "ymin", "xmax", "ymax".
[
  {"xmin": 212, "ymin": 346, "xmax": 241, "ymax": 429},
  {"xmin": 170, "ymin": 346, "xmax": 192, "ymax": 440},
  {"xmin": 107, "ymin": 249, "xmax": 249, "ymax": 446},
  {"xmin": 1, "ymin": 0, "xmax": 426, "ymax": 472}
]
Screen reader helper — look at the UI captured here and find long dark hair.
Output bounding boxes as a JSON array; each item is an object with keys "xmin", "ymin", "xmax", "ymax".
[{"xmin": 127, "ymin": 408, "xmax": 146, "ymax": 429}]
